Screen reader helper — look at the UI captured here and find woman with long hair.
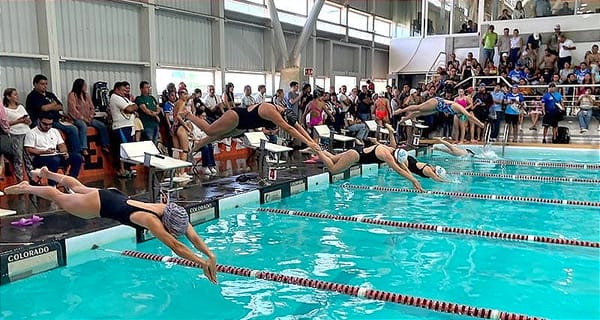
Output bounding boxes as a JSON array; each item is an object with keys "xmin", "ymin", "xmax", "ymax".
[
  {"xmin": 67, "ymin": 79, "xmax": 111, "ymax": 155},
  {"xmin": 222, "ymin": 82, "xmax": 235, "ymax": 111},
  {"xmin": 3, "ymin": 88, "xmax": 33, "ymax": 182}
]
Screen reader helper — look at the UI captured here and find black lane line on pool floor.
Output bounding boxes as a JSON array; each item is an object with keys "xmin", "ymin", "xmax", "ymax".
[
  {"xmin": 448, "ymin": 172, "xmax": 600, "ymax": 184},
  {"xmin": 256, "ymin": 208, "xmax": 600, "ymax": 249},
  {"xmin": 439, "ymin": 158, "xmax": 600, "ymax": 170},
  {"xmin": 341, "ymin": 184, "xmax": 600, "ymax": 208}
]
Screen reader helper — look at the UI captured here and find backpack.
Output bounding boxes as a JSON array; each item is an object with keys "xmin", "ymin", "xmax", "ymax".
[
  {"xmin": 555, "ymin": 127, "xmax": 570, "ymax": 144},
  {"xmin": 91, "ymin": 81, "xmax": 110, "ymax": 113}
]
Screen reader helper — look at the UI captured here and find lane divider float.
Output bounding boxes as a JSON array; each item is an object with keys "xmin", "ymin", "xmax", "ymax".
[
  {"xmin": 114, "ymin": 249, "xmax": 544, "ymax": 320},
  {"xmin": 342, "ymin": 184, "xmax": 600, "ymax": 208},
  {"xmin": 257, "ymin": 208, "xmax": 599, "ymax": 249},
  {"xmin": 449, "ymin": 171, "xmax": 600, "ymax": 184},
  {"xmin": 441, "ymin": 158, "xmax": 600, "ymax": 170}
]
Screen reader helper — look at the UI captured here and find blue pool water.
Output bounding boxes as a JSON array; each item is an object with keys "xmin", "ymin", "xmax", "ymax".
[{"xmin": 0, "ymin": 147, "xmax": 599, "ymax": 319}]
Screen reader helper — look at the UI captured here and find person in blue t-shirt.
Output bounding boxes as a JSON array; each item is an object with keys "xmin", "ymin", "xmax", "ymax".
[
  {"xmin": 490, "ymin": 83, "xmax": 505, "ymax": 140},
  {"xmin": 504, "ymin": 84, "xmax": 524, "ymax": 142},
  {"xmin": 507, "ymin": 64, "xmax": 526, "ymax": 83},
  {"xmin": 541, "ymin": 83, "xmax": 563, "ymax": 143},
  {"xmin": 574, "ymin": 62, "xmax": 591, "ymax": 83}
]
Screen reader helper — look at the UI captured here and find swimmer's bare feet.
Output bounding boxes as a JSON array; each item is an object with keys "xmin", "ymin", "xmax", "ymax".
[
  {"xmin": 31, "ymin": 166, "xmax": 49, "ymax": 179},
  {"xmin": 4, "ymin": 181, "xmax": 30, "ymax": 195}
]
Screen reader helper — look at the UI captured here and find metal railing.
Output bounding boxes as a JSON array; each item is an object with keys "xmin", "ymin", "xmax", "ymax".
[
  {"xmin": 501, "ymin": 124, "xmax": 510, "ymax": 157},
  {"xmin": 424, "ymin": 51, "xmax": 447, "ymax": 84}
]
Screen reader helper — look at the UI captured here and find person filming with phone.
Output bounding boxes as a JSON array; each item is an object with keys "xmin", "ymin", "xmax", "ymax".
[{"xmin": 24, "ymin": 114, "xmax": 83, "ymax": 186}]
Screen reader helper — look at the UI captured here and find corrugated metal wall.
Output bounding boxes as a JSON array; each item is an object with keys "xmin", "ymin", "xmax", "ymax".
[
  {"xmin": 333, "ymin": 45, "xmax": 358, "ymax": 73},
  {"xmin": 372, "ymin": 50, "xmax": 389, "ymax": 78},
  {"xmin": 374, "ymin": 1, "xmax": 392, "ymax": 20},
  {"xmin": 315, "ymin": 40, "xmax": 326, "ymax": 76},
  {"xmin": 0, "ymin": 58, "xmax": 42, "ymax": 97},
  {"xmin": 346, "ymin": 0, "xmax": 368, "ymax": 12},
  {"xmin": 156, "ymin": 11, "xmax": 212, "ymax": 66},
  {"xmin": 56, "ymin": 0, "xmax": 142, "ymax": 61},
  {"xmin": 361, "ymin": 47, "xmax": 371, "ymax": 78},
  {"xmin": 225, "ymin": 24, "xmax": 266, "ymax": 72},
  {"xmin": 59, "ymin": 62, "xmax": 144, "ymax": 100},
  {"xmin": 0, "ymin": 0, "xmax": 40, "ymax": 54},
  {"xmin": 156, "ymin": 0, "xmax": 211, "ymax": 15}
]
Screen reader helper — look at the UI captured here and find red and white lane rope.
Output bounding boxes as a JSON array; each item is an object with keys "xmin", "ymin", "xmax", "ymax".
[
  {"xmin": 116, "ymin": 249, "xmax": 544, "ymax": 320},
  {"xmin": 256, "ymin": 208, "xmax": 599, "ymax": 249},
  {"xmin": 441, "ymin": 158, "xmax": 600, "ymax": 170},
  {"xmin": 449, "ymin": 172, "xmax": 600, "ymax": 184},
  {"xmin": 343, "ymin": 184, "xmax": 600, "ymax": 208}
]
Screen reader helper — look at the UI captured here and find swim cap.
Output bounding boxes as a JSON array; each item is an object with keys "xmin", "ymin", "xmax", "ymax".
[
  {"xmin": 281, "ymin": 108, "xmax": 298, "ymax": 126},
  {"xmin": 435, "ymin": 165, "xmax": 447, "ymax": 178},
  {"xmin": 394, "ymin": 149, "xmax": 408, "ymax": 164},
  {"xmin": 161, "ymin": 203, "xmax": 189, "ymax": 237}
]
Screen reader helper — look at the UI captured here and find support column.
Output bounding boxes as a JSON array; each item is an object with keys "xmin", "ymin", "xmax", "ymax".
[
  {"xmin": 141, "ymin": 1, "xmax": 157, "ymax": 90},
  {"xmin": 37, "ymin": 0, "xmax": 61, "ymax": 96},
  {"xmin": 266, "ymin": 0, "xmax": 288, "ymax": 68},
  {"xmin": 212, "ymin": 0, "xmax": 226, "ymax": 91},
  {"xmin": 287, "ymin": 0, "xmax": 325, "ymax": 67}
]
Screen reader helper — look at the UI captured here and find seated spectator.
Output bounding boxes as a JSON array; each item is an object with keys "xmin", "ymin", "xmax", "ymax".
[
  {"xmin": 499, "ymin": 53, "xmax": 512, "ymax": 75},
  {"xmin": 222, "ymin": 82, "xmax": 235, "ymax": 111},
  {"xmin": 535, "ymin": 0, "xmax": 552, "ymax": 17},
  {"xmin": 109, "ymin": 81, "xmax": 138, "ymax": 178},
  {"xmin": 508, "ymin": 64, "xmax": 526, "ymax": 83},
  {"xmin": 518, "ymin": 51, "xmax": 535, "ymax": 71},
  {"xmin": 0, "ymin": 99, "xmax": 14, "ymax": 179},
  {"xmin": 579, "ymin": 74, "xmax": 594, "ymax": 95},
  {"xmin": 538, "ymin": 49, "xmax": 558, "ymax": 83},
  {"xmin": 575, "ymin": 62, "xmax": 591, "ymax": 83},
  {"xmin": 444, "ymin": 68, "xmax": 461, "ymax": 93},
  {"xmin": 576, "ymin": 88, "xmax": 596, "ymax": 133},
  {"xmin": 497, "ymin": 9, "xmax": 511, "ymax": 20},
  {"xmin": 559, "ymin": 62, "xmax": 574, "ymax": 83},
  {"xmin": 3, "ymin": 88, "xmax": 34, "ymax": 182},
  {"xmin": 240, "ymin": 85, "xmax": 255, "ymax": 108},
  {"xmin": 512, "ymin": 1, "xmax": 526, "ymax": 19},
  {"xmin": 272, "ymin": 88, "xmax": 285, "ymax": 107},
  {"xmin": 255, "ymin": 85, "xmax": 267, "ymax": 104},
  {"xmin": 25, "ymin": 74, "xmax": 82, "ymax": 155},
  {"xmin": 447, "ymin": 53, "xmax": 460, "ymax": 71},
  {"xmin": 556, "ymin": 1, "xmax": 574, "ymax": 15},
  {"xmin": 24, "ymin": 114, "xmax": 83, "ymax": 185},
  {"xmin": 67, "ymin": 79, "xmax": 110, "ymax": 155},
  {"xmin": 343, "ymin": 110, "xmax": 368, "ymax": 143},
  {"xmin": 585, "ymin": 44, "xmax": 600, "ymax": 66}
]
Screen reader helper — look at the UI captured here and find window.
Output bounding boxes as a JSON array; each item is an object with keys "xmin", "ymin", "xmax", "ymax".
[
  {"xmin": 427, "ymin": 0, "xmax": 451, "ymax": 35},
  {"xmin": 334, "ymin": 76, "xmax": 357, "ymax": 91},
  {"xmin": 319, "ymin": 3, "xmax": 342, "ymax": 24},
  {"xmin": 391, "ymin": 0, "xmax": 423, "ymax": 37},
  {"xmin": 156, "ymin": 69, "xmax": 214, "ymax": 95},
  {"xmin": 274, "ymin": 0, "xmax": 307, "ymax": 15},
  {"xmin": 224, "ymin": 72, "xmax": 267, "ymax": 96},
  {"xmin": 374, "ymin": 18, "xmax": 392, "ymax": 36},
  {"xmin": 224, "ymin": 0, "xmax": 268, "ymax": 18},
  {"xmin": 373, "ymin": 79, "xmax": 388, "ymax": 94},
  {"xmin": 347, "ymin": 10, "xmax": 369, "ymax": 30}
]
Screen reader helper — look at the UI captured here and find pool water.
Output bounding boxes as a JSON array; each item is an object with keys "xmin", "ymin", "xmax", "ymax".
[{"xmin": 0, "ymin": 148, "xmax": 599, "ymax": 319}]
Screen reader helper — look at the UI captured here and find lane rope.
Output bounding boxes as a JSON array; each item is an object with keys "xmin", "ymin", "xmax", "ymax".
[
  {"xmin": 440, "ymin": 158, "xmax": 600, "ymax": 170},
  {"xmin": 449, "ymin": 171, "xmax": 600, "ymax": 184},
  {"xmin": 256, "ymin": 208, "xmax": 599, "ymax": 249},
  {"xmin": 112, "ymin": 249, "xmax": 544, "ymax": 320},
  {"xmin": 342, "ymin": 184, "xmax": 600, "ymax": 208}
]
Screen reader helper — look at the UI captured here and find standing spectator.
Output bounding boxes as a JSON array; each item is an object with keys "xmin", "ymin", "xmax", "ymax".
[
  {"xmin": 203, "ymin": 85, "xmax": 224, "ymax": 121},
  {"xmin": 534, "ymin": 0, "xmax": 552, "ymax": 17},
  {"xmin": 109, "ymin": 82, "xmax": 138, "ymax": 178},
  {"xmin": 472, "ymin": 83, "xmax": 493, "ymax": 143},
  {"xmin": 3, "ymin": 88, "xmax": 33, "ymax": 182},
  {"xmin": 509, "ymin": 29, "xmax": 523, "ymax": 64},
  {"xmin": 556, "ymin": 1, "xmax": 574, "ymax": 15},
  {"xmin": 273, "ymin": 89, "xmax": 285, "ymax": 107},
  {"xmin": 240, "ymin": 85, "xmax": 255, "ymax": 108},
  {"xmin": 25, "ymin": 74, "xmax": 82, "ymax": 155},
  {"xmin": 481, "ymin": 25, "xmax": 497, "ymax": 67},
  {"xmin": 490, "ymin": 83, "xmax": 505, "ymax": 141},
  {"xmin": 527, "ymin": 33, "xmax": 542, "ymax": 67},
  {"xmin": 576, "ymin": 88, "xmax": 596, "ymax": 133},
  {"xmin": 136, "ymin": 81, "xmax": 161, "ymax": 144},
  {"xmin": 356, "ymin": 85, "xmax": 372, "ymax": 121},
  {"xmin": 337, "ymin": 85, "xmax": 351, "ymax": 112},
  {"xmin": 255, "ymin": 85, "xmax": 267, "ymax": 104},
  {"xmin": 512, "ymin": 1, "xmax": 526, "ymax": 19},
  {"xmin": 222, "ymin": 82, "xmax": 235, "ymax": 111},
  {"xmin": 546, "ymin": 25, "xmax": 562, "ymax": 56},
  {"xmin": 538, "ymin": 49, "xmax": 558, "ymax": 83},
  {"xmin": 384, "ymin": 85, "xmax": 393, "ymax": 100},
  {"xmin": 453, "ymin": 88, "xmax": 472, "ymax": 144},
  {"xmin": 585, "ymin": 44, "xmax": 600, "ymax": 66},
  {"xmin": 558, "ymin": 34, "xmax": 576, "ymax": 71},
  {"xmin": 285, "ymin": 81, "xmax": 301, "ymax": 116},
  {"xmin": 541, "ymin": 83, "xmax": 563, "ymax": 143},
  {"xmin": 366, "ymin": 79, "xmax": 375, "ymax": 94},
  {"xmin": 299, "ymin": 83, "xmax": 313, "ymax": 117},
  {"xmin": 504, "ymin": 84, "xmax": 524, "ymax": 142},
  {"xmin": 497, "ymin": 9, "xmax": 511, "ymax": 20},
  {"xmin": 24, "ymin": 114, "xmax": 83, "ymax": 185},
  {"xmin": 67, "ymin": 79, "xmax": 110, "ymax": 155},
  {"xmin": 497, "ymin": 28, "xmax": 511, "ymax": 62}
]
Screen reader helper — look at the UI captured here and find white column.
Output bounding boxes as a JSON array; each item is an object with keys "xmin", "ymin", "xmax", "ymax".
[
  {"xmin": 142, "ymin": 1, "xmax": 157, "ymax": 92},
  {"xmin": 38, "ymin": 0, "xmax": 61, "ymax": 95},
  {"xmin": 212, "ymin": 0, "xmax": 226, "ymax": 90}
]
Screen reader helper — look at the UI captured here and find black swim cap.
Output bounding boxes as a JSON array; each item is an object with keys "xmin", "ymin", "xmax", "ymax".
[{"xmin": 281, "ymin": 109, "xmax": 298, "ymax": 126}]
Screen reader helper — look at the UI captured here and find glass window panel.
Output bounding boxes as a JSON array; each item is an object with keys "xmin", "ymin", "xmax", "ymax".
[
  {"xmin": 348, "ymin": 10, "xmax": 369, "ymax": 30},
  {"xmin": 278, "ymin": 11, "xmax": 306, "ymax": 26},
  {"xmin": 373, "ymin": 79, "xmax": 388, "ymax": 94},
  {"xmin": 319, "ymin": 3, "xmax": 342, "ymax": 23},
  {"xmin": 348, "ymin": 29, "xmax": 372, "ymax": 41},
  {"xmin": 577, "ymin": 0, "xmax": 600, "ymax": 14},
  {"xmin": 454, "ymin": 0, "xmax": 478, "ymax": 33},
  {"xmin": 391, "ymin": 0, "xmax": 423, "ymax": 37},
  {"xmin": 374, "ymin": 18, "xmax": 392, "ymax": 36},
  {"xmin": 224, "ymin": 72, "xmax": 266, "ymax": 97},
  {"xmin": 246, "ymin": 0, "xmax": 264, "ymax": 4},
  {"xmin": 334, "ymin": 75, "xmax": 357, "ymax": 91},
  {"xmin": 374, "ymin": 35, "xmax": 391, "ymax": 45},
  {"xmin": 224, "ymin": 0, "xmax": 268, "ymax": 18},
  {"xmin": 274, "ymin": 0, "xmax": 307, "ymax": 15},
  {"xmin": 317, "ymin": 21, "xmax": 346, "ymax": 34},
  {"xmin": 427, "ymin": 0, "xmax": 451, "ymax": 35},
  {"xmin": 156, "ymin": 69, "xmax": 214, "ymax": 95}
]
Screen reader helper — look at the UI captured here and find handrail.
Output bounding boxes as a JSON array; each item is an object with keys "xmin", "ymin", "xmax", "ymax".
[
  {"xmin": 501, "ymin": 123, "xmax": 510, "ymax": 157},
  {"xmin": 425, "ymin": 52, "xmax": 447, "ymax": 83}
]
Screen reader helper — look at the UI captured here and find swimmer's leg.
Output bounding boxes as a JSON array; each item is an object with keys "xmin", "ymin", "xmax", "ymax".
[{"xmin": 37, "ymin": 167, "xmax": 96, "ymax": 194}]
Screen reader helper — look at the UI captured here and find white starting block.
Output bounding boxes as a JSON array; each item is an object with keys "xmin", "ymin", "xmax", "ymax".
[
  {"xmin": 365, "ymin": 120, "xmax": 393, "ymax": 135},
  {"xmin": 313, "ymin": 125, "xmax": 355, "ymax": 152},
  {"xmin": 120, "ymin": 141, "xmax": 192, "ymax": 202},
  {"xmin": 243, "ymin": 132, "xmax": 292, "ymax": 179}
]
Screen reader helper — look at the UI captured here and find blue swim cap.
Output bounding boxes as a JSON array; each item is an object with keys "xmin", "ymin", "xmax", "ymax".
[{"xmin": 394, "ymin": 149, "xmax": 408, "ymax": 164}]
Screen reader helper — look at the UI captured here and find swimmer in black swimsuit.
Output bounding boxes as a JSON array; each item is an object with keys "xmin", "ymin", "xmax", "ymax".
[
  {"xmin": 184, "ymin": 103, "xmax": 320, "ymax": 152},
  {"xmin": 316, "ymin": 124, "xmax": 424, "ymax": 192},
  {"xmin": 403, "ymin": 155, "xmax": 447, "ymax": 182},
  {"xmin": 3, "ymin": 167, "xmax": 218, "ymax": 284}
]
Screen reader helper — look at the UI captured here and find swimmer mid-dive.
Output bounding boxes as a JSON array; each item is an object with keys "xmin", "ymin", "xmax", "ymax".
[
  {"xmin": 316, "ymin": 124, "xmax": 425, "ymax": 192},
  {"xmin": 3, "ymin": 167, "xmax": 218, "ymax": 284},
  {"xmin": 433, "ymin": 137, "xmax": 476, "ymax": 157},
  {"xmin": 403, "ymin": 155, "xmax": 448, "ymax": 182},
  {"xmin": 397, "ymin": 97, "xmax": 485, "ymax": 129}
]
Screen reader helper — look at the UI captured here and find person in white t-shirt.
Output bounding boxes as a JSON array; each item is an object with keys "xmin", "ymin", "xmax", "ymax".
[
  {"xmin": 558, "ymin": 34, "xmax": 576, "ymax": 71},
  {"xmin": 24, "ymin": 115, "xmax": 83, "ymax": 186},
  {"xmin": 337, "ymin": 85, "xmax": 351, "ymax": 113},
  {"xmin": 254, "ymin": 85, "xmax": 267, "ymax": 104},
  {"xmin": 109, "ymin": 81, "xmax": 138, "ymax": 178},
  {"xmin": 3, "ymin": 88, "xmax": 34, "ymax": 182},
  {"xmin": 240, "ymin": 85, "xmax": 256, "ymax": 108},
  {"xmin": 202, "ymin": 85, "xmax": 224, "ymax": 121}
]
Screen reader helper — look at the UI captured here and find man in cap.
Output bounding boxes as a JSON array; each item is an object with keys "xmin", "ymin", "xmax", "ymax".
[{"xmin": 541, "ymin": 83, "xmax": 563, "ymax": 143}]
